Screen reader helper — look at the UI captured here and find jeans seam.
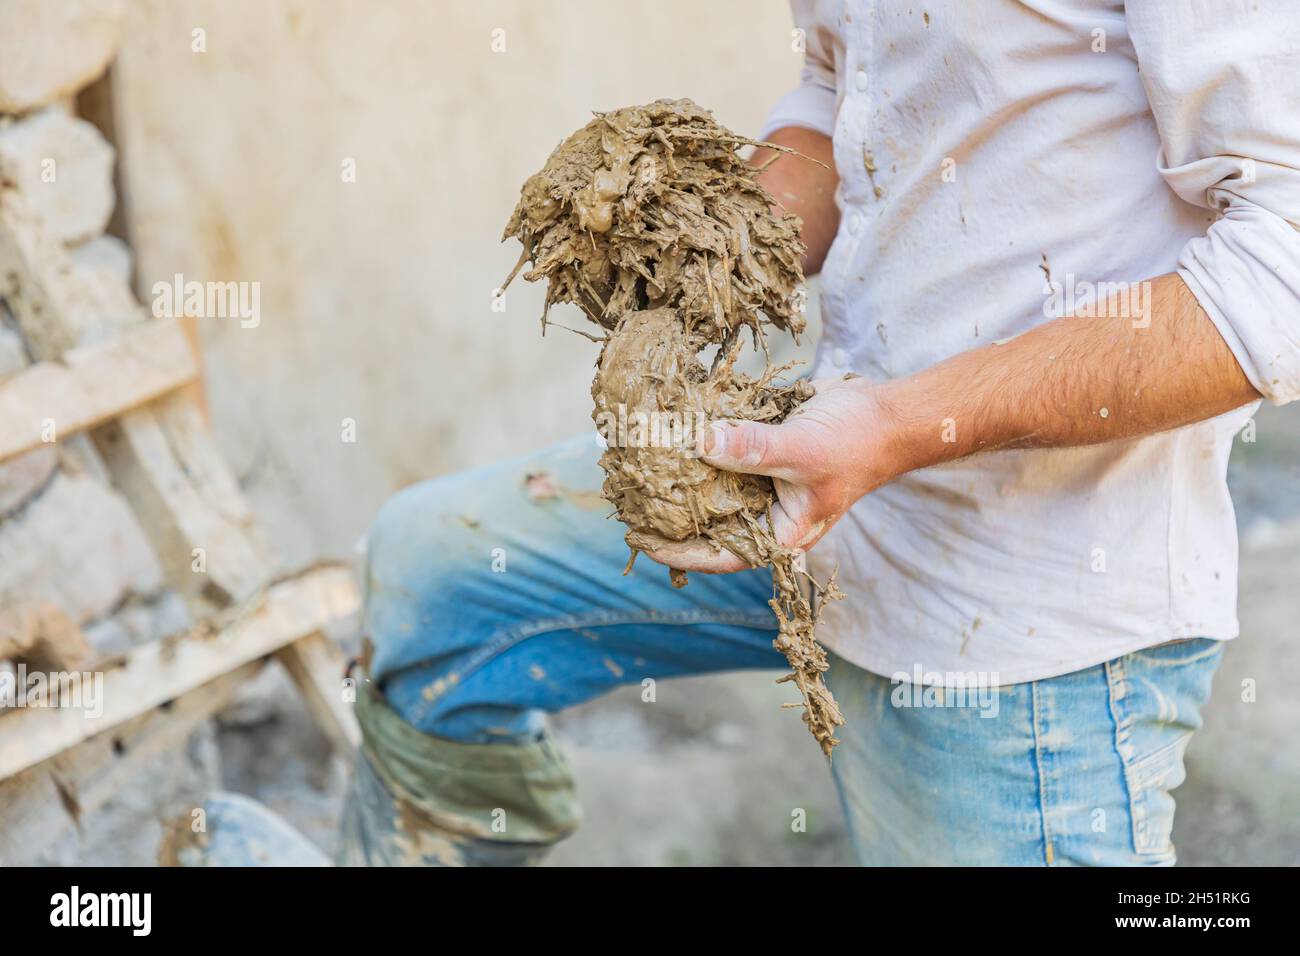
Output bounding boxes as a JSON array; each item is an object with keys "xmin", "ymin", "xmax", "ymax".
[
  {"xmin": 1105, "ymin": 656, "xmax": 1150, "ymax": 856},
  {"xmin": 1029, "ymin": 680, "xmax": 1054, "ymax": 866},
  {"xmin": 405, "ymin": 606, "xmax": 777, "ymax": 726}
]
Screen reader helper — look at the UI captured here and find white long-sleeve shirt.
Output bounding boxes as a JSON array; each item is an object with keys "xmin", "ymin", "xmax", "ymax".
[{"xmin": 764, "ymin": 0, "xmax": 1300, "ymax": 684}]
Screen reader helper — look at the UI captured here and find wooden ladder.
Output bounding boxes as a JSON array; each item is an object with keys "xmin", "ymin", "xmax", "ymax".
[{"xmin": 0, "ymin": 185, "xmax": 361, "ymax": 861}]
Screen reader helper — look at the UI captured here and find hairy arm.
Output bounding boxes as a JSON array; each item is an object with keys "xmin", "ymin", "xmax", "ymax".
[
  {"xmin": 882, "ymin": 272, "xmax": 1259, "ymax": 471},
  {"xmin": 649, "ymin": 271, "xmax": 1261, "ymax": 573}
]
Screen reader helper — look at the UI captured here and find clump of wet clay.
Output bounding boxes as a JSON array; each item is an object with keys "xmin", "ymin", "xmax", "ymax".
[{"xmin": 502, "ymin": 99, "xmax": 844, "ymax": 756}]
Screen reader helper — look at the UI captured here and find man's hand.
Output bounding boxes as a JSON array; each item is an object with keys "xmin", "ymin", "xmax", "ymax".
[
  {"xmin": 645, "ymin": 273, "xmax": 1261, "ymax": 576},
  {"xmin": 644, "ymin": 128, "xmax": 850, "ymax": 574},
  {"xmin": 644, "ymin": 376, "xmax": 899, "ymax": 573}
]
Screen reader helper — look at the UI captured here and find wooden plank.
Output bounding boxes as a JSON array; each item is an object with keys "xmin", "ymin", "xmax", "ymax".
[
  {"xmin": 0, "ymin": 187, "xmax": 80, "ymax": 358},
  {"xmin": 0, "ymin": 317, "xmax": 196, "ymax": 464},
  {"xmin": 0, "ymin": 659, "xmax": 264, "ymax": 865},
  {"xmin": 92, "ymin": 394, "xmax": 275, "ymax": 609},
  {"xmin": 0, "ymin": 565, "xmax": 359, "ymax": 780},
  {"xmin": 275, "ymin": 631, "xmax": 360, "ymax": 752}
]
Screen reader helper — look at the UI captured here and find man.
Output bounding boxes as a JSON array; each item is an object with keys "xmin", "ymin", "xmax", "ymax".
[{"xmin": 343, "ymin": 0, "xmax": 1299, "ymax": 865}]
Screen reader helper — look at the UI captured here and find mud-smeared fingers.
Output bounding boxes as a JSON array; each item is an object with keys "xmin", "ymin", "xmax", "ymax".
[
  {"xmin": 643, "ymin": 537, "xmax": 751, "ymax": 574},
  {"xmin": 703, "ymin": 420, "xmax": 800, "ymax": 479}
]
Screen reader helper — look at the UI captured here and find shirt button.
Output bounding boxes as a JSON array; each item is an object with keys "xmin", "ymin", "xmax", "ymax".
[
  {"xmin": 832, "ymin": 347, "xmax": 849, "ymax": 367},
  {"xmin": 846, "ymin": 212, "xmax": 861, "ymax": 234},
  {"xmin": 855, "ymin": 70, "xmax": 869, "ymax": 92}
]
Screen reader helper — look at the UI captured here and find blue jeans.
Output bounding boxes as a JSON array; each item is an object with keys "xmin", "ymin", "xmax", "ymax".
[{"xmin": 346, "ymin": 434, "xmax": 1223, "ymax": 866}]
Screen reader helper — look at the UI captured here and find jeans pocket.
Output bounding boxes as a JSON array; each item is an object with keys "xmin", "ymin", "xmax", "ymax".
[{"xmin": 1124, "ymin": 734, "xmax": 1188, "ymax": 857}]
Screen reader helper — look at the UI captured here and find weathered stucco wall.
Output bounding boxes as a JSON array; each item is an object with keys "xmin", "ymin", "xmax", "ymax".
[
  {"xmin": 109, "ymin": 0, "xmax": 803, "ymax": 566},
  {"xmin": 102, "ymin": 0, "xmax": 1300, "ymax": 865}
]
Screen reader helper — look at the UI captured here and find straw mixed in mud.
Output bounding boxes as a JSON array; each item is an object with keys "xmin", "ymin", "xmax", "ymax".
[{"xmin": 502, "ymin": 98, "xmax": 844, "ymax": 756}]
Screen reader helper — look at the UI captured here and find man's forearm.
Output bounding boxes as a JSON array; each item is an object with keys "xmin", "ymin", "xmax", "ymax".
[
  {"xmin": 656, "ymin": 249, "xmax": 1264, "ymax": 572},
  {"xmin": 747, "ymin": 131, "xmax": 1260, "ymax": 476},
  {"xmin": 877, "ymin": 272, "xmax": 1262, "ymax": 476}
]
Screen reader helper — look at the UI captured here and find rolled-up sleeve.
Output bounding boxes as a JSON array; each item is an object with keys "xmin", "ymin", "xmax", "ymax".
[
  {"xmin": 760, "ymin": 0, "xmax": 840, "ymax": 141},
  {"xmin": 1128, "ymin": 0, "xmax": 1300, "ymax": 404}
]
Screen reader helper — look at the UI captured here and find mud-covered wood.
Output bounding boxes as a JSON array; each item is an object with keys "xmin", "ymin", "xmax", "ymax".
[
  {"xmin": 0, "ymin": 565, "xmax": 359, "ymax": 780},
  {"xmin": 0, "ymin": 317, "xmax": 196, "ymax": 464},
  {"xmin": 92, "ymin": 395, "xmax": 275, "ymax": 610},
  {"xmin": 0, "ymin": 659, "xmax": 264, "ymax": 865},
  {"xmin": 275, "ymin": 631, "xmax": 361, "ymax": 752}
]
